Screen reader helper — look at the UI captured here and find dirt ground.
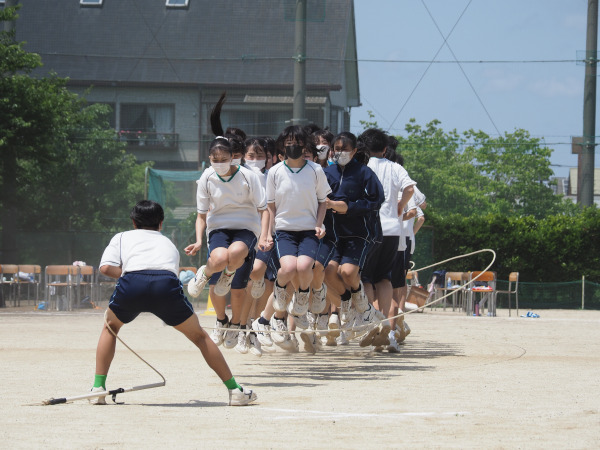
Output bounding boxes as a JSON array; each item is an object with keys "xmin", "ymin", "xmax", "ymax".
[{"xmin": 0, "ymin": 304, "xmax": 598, "ymax": 449}]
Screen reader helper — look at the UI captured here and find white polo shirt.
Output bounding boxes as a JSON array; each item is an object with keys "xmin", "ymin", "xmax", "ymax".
[
  {"xmin": 368, "ymin": 157, "xmax": 416, "ymax": 237},
  {"xmin": 266, "ymin": 160, "xmax": 331, "ymax": 232},
  {"xmin": 100, "ymin": 229, "xmax": 180, "ymax": 276},
  {"xmin": 196, "ymin": 165, "xmax": 267, "ymax": 239}
]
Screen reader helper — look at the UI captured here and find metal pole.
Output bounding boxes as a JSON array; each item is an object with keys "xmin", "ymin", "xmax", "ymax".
[
  {"xmin": 582, "ymin": 275, "xmax": 585, "ymax": 310},
  {"xmin": 292, "ymin": 0, "xmax": 307, "ymax": 126},
  {"xmin": 581, "ymin": 0, "xmax": 598, "ymax": 206}
]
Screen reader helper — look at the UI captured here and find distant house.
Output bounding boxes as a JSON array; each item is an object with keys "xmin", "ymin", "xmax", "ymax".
[
  {"xmin": 568, "ymin": 168, "xmax": 600, "ymax": 206},
  {"xmin": 14, "ymin": 0, "xmax": 360, "ymax": 171}
]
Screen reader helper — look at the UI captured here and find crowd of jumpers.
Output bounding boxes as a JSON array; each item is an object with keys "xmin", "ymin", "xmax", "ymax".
[
  {"xmin": 184, "ymin": 93, "xmax": 427, "ymax": 356},
  {"xmin": 91, "ymin": 93, "xmax": 426, "ymax": 407}
]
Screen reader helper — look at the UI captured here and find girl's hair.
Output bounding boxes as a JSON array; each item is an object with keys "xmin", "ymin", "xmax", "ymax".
[
  {"xmin": 358, "ymin": 128, "xmax": 388, "ymax": 154},
  {"xmin": 384, "ymin": 146, "xmax": 397, "ymax": 163},
  {"xmin": 228, "ymin": 134, "xmax": 246, "ymax": 156},
  {"xmin": 276, "ymin": 125, "xmax": 308, "ymax": 154},
  {"xmin": 332, "ymin": 131, "xmax": 357, "ymax": 150},
  {"xmin": 303, "ymin": 123, "xmax": 321, "ymax": 136},
  {"xmin": 226, "ymin": 127, "xmax": 247, "ymax": 141},
  {"xmin": 245, "ymin": 137, "xmax": 266, "ymax": 156},
  {"xmin": 208, "ymin": 92, "xmax": 232, "ymax": 156},
  {"xmin": 130, "ymin": 200, "xmax": 164, "ymax": 230},
  {"xmin": 312, "ymin": 128, "xmax": 334, "ymax": 146},
  {"xmin": 261, "ymin": 136, "xmax": 275, "ymax": 158}
]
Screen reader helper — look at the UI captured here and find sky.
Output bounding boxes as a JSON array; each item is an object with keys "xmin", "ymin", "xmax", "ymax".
[{"xmin": 349, "ymin": 0, "xmax": 596, "ymax": 178}]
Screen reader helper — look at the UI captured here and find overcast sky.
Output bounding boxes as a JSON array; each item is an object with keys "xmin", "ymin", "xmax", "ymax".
[{"xmin": 350, "ymin": 0, "xmax": 596, "ymax": 178}]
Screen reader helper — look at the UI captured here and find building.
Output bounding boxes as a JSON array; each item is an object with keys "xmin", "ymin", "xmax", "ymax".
[{"xmin": 13, "ymin": 0, "xmax": 360, "ymax": 171}]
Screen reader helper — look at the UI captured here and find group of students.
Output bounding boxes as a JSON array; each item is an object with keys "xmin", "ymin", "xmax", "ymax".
[{"xmin": 184, "ymin": 93, "xmax": 427, "ymax": 357}]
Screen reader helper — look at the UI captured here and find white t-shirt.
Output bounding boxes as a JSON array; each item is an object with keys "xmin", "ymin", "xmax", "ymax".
[
  {"xmin": 196, "ymin": 165, "xmax": 267, "ymax": 239},
  {"xmin": 100, "ymin": 229, "xmax": 180, "ymax": 276},
  {"xmin": 368, "ymin": 157, "xmax": 416, "ymax": 237},
  {"xmin": 266, "ymin": 160, "xmax": 331, "ymax": 232}
]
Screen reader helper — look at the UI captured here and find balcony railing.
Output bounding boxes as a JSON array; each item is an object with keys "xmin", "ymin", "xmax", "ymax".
[{"xmin": 118, "ymin": 131, "xmax": 179, "ymax": 149}]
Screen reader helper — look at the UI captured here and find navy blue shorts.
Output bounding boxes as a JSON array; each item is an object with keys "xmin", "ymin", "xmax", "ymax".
[
  {"xmin": 391, "ymin": 250, "xmax": 407, "ymax": 289},
  {"xmin": 109, "ymin": 270, "xmax": 194, "ymax": 326},
  {"xmin": 265, "ymin": 250, "xmax": 280, "ymax": 282},
  {"xmin": 255, "ymin": 247, "xmax": 273, "ymax": 265},
  {"xmin": 208, "ymin": 229, "xmax": 257, "ymax": 254},
  {"xmin": 315, "ymin": 238, "xmax": 336, "ymax": 268},
  {"xmin": 209, "ymin": 248, "xmax": 256, "ymax": 290},
  {"xmin": 275, "ymin": 230, "xmax": 319, "ymax": 260},
  {"xmin": 361, "ymin": 236, "xmax": 400, "ymax": 285},
  {"xmin": 332, "ymin": 237, "xmax": 371, "ymax": 269}
]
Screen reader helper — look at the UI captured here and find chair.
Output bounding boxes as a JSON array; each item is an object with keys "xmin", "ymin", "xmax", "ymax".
[
  {"xmin": 0, "ymin": 264, "xmax": 20, "ymax": 307},
  {"xmin": 45, "ymin": 265, "xmax": 77, "ymax": 311},
  {"xmin": 74, "ymin": 265, "xmax": 96, "ymax": 308},
  {"xmin": 466, "ymin": 271, "xmax": 497, "ymax": 316},
  {"xmin": 434, "ymin": 271, "xmax": 465, "ymax": 311},
  {"xmin": 494, "ymin": 272, "xmax": 519, "ymax": 317},
  {"xmin": 16, "ymin": 264, "xmax": 42, "ymax": 306}
]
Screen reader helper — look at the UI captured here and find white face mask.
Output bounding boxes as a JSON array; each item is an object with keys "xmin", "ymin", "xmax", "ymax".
[
  {"xmin": 316, "ymin": 144, "xmax": 330, "ymax": 161},
  {"xmin": 212, "ymin": 162, "xmax": 231, "ymax": 176},
  {"xmin": 245, "ymin": 159, "xmax": 266, "ymax": 170},
  {"xmin": 335, "ymin": 151, "xmax": 352, "ymax": 166},
  {"xmin": 231, "ymin": 158, "xmax": 242, "ymax": 166}
]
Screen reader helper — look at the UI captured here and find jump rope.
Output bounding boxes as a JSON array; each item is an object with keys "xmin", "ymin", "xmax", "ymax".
[{"xmin": 32, "ymin": 248, "xmax": 494, "ymax": 405}]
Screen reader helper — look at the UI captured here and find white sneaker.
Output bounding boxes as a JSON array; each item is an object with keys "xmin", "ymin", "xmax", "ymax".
[
  {"xmin": 310, "ymin": 284, "xmax": 327, "ymax": 314},
  {"xmin": 371, "ymin": 326, "xmax": 391, "ymax": 347},
  {"xmin": 336, "ymin": 330, "xmax": 349, "ymax": 346},
  {"xmin": 269, "ymin": 315, "xmax": 288, "ymax": 344},
  {"xmin": 325, "ymin": 333, "xmax": 337, "ymax": 346},
  {"xmin": 328, "ymin": 314, "xmax": 341, "ymax": 338},
  {"xmin": 316, "ymin": 313, "xmax": 329, "ymax": 338},
  {"xmin": 214, "ymin": 270, "xmax": 236, "ymax": 296},
  {"xmin": 234, "ymin": 329, "xmax": 248, "ymax": 354},
  {"xmin": 351, "ymin": 281, "xmax": 369, "ymax": 313},
  {"xmin": 278, "ymin": 333, "xmax": 298, "ymax": 352},
  {"xmin": 340, "ymin": 299, "xmax": 353, "ymax": 324},
  {"xmin": 210, "ymin": 319, "xmax": 229, "ymax": 346},
  {"xmin": 300, "ymin": 331, "xmax": 317, "ymax": 353},
  {"xmin": 273, "ymin": 282, "xmax": 290, "ymax": 312},
  {"xmin": 291, "ymin": 312, "xmax": 309, "ymax": 330},
  {"xmin": 187, "ymin": 265, "xmax": 209, "ymax": 298},
  {"xmin": 359, "ymin": 325, "xmax": 380, "ymax": 347},
  {"xmin": 289, "ymin": 290, "xmax": 310, "ymax": 316},
  {"xmin": 223, "ymin": 323, "xmax": 241, "ymax": 349},
  {"xmin": 89, "ymin": 386, "xmax": 107, "ymax": 405},
  {"xmin": 252, "ymin": 318, "xmax": 273, "ymax": 347},
  {"xmin": 387, "ymin": 330, "xmax": 401, "ymax": 353},
  {"xmin": 248, "ymin": 332, "xmax": 262, "ymax": 357},
  {"xmin": 250, "ymin": 278, "xmax": 266, "ymax": 299},
  {"xmin": 228, "ymin": 386, "xmax": 257, "ymax": 406}
]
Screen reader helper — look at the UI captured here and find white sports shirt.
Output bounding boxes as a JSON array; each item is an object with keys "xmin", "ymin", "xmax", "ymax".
[
  {"xmin": 368, "ymin": 157, "xmax": 416, "ymax": 237},
  {"xmin": 100, "ymin": 229, "xmax": 180, "ymax": 276},
  {"xmin": 196, "ymin": 165, "xmax": 267, "ymax": 239},
  {"xmin": 266, "ymin": 160, "xmax": 331, "ymax": 232}
]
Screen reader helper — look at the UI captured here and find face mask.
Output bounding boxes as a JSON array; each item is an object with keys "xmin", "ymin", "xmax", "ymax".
[
  {"xmin": 335, "ymin": 151, "xmax": 352, "ymax": 166},
  {"xmin": 212, "ymin": 162, "xmax": 231, "ymax": 176},
  {"xmin": 316, "ymin": 144, "xmax": 330, "ymax": 161},
  {"xmin": 231, "ymin": 158, "xmax": 242, "ymax": 166},
  {"xmin": 285, "ymin": 144, "xmax": 303, "ymax": 160},
  {"xmin": 245, "ymin": 159, "xmax": 266, "ymax": 170}
]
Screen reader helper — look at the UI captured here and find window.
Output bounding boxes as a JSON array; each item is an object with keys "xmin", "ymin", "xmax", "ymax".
[
  {"xmin": 80, "ymin": 0, "xmax": 103, "ymax": 6},
  {"xmin": 120, "ymin": 104, "xmax": 177, "ymax": 149},
  {"xmin": 166, "ymin": 0, "xmax": 189, "ymax": 8}
]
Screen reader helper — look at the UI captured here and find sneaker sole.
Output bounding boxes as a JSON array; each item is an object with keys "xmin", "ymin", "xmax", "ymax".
[
  {"xmin": 300, "ymin": 332, "xmax": 316, "ymax": 353},
  {"xmin": 359, "ymin": 326, "xmax": 380, "ymax": 347}
]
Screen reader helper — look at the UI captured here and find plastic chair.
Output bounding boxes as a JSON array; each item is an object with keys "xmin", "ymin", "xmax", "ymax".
[
  {"xmin": 45, "ymin": 265, "xmax": 77, "ymax": 310},
  {"xmin": 494, "ymin": 272, "xmax": 519, "ymax": 317},
  {"xmin": 0, "ymin": 264, "xmax": 20, "ymax": 307},
  {"xmin": 16, "ymin": 264, "xmax": 42, "ymax": 306},
  {"xmin": 466, "ymin": 271, "xmax": 497, "ymax": 316}
]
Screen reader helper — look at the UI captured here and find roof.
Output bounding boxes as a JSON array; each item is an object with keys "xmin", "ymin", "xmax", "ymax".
[{"xmin": 15, "ymin": 0, "xmax": 359, "ymax": 104}]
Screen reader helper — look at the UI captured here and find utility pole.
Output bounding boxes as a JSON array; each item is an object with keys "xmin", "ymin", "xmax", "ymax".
[
  {"xmin": 291, "ymin": 0, "xmax": 307, "ymax": 126},
  {"xmin": 581, "ymin": 0, "xmax": 598, "ymax": 206}
]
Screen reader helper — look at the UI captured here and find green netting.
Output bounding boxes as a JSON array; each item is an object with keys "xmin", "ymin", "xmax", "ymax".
[
  {"xmin": 495, "ymin": 280, "xmax": 600, "ymax": 310},
  {"xmin": 146, "ymin": 166, "xmax": 205, "ymax": 207}
]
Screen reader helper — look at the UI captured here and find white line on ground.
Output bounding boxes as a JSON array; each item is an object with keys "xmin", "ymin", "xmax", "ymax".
[{"xmin": 260, "ymin": 407, "xmax": 469, "ymax": 420}]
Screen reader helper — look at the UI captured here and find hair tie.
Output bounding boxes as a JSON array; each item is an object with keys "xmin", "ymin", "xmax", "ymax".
[{"xmin": 215, "ymin": 135, "xmax": 227, "ymax": 140}]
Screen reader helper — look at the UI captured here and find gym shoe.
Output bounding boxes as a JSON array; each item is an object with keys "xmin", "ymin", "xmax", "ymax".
[
  {"xmin": 278, "ymin": 333, "xmax": 298, "ymax": 352},
  {"xmin": 228, "ymin": 386, "xmax": 257, "ymax": 406},
  {"xmin": 387, "ymin": 330, "xmax": 401, "ymax": 353},
  {"xmin": 371, "ymin": 326, "xmax": 391, "ymax": 347},
  {"xmin": 89, "ymin": 386, "xmax": 107, "ymax": 405},
  {"xmin": 359, "ymin": 325, "xmax": 380, "ymax": 347},
  {"xmin": 316, "ymin": 313, "xmax": 329, "ymax": 338},
  {"xmin": 234, "ymin": 329, "xmax": 248, "ymax": 354},
  {"xmin": 340, "ymin": 299, "xmax": 353, "ymax": 324},
  {"xmin": 328, "ymin": 313, "xmax": 341, "ymax": 338},
  {"xmin": 252, "ymin": 318, "xmax": 273, "ymax": 347},
  {"xmin": 310, "ymin": 284, "xmax": 327, "ymax": 314},
  {"xmin": 250, "ymin": 278, "xmax": 266, "ymax": 299},
  {"xmin": 248, "ymin": 332, "xmax": 262, "ymax": 357},
  {"xmin": 223, "ymin": 324, "xmax": 241, "ymax": 349},
  {"xmin": 210, "ymin": 319, "xmax": 229, "ymax": 346},
  {"xmin": 291, "ymin": 312, "xmax": 309, "ymax": 330},
  {"xmin": 273, "ymin": 282, "xmax": 290, "ymax": 312},
  {"xmin": 300, "ymin": 331, "xmax": 317, "ymax": 353},
  {"xmin": 336, "ymin": 330, "xmax": 349, "ymax": 346},
  {"xmin": 214, "ymin": 270, "xmax": 236, "ymax": 296},
  {"xmin": 269, "ymin": 315, "xmax": 288, "ymax": 344},
  {"xmin": 187, "ymin": 265, "xmax": 209, "ymax": 298},
  {"xmin": 325, "ymin": 333, "xmax": 337, "ymax": 346},
  {"xmin": 289, "ymin": 290, "xmax": 310, "ymax": 316},
  {"xmin": 351, "ymin": 281, "xmax": 369, "ymax": 313}
]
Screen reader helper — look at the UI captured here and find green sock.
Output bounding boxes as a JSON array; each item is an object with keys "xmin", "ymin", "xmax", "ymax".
[
  {"xmin": 93, "ymin": 374, "xmax": 107, "ymax": 389},
  {"xmin": 223, "ymin": 376, "xmax": 242, "ymax": 391}
]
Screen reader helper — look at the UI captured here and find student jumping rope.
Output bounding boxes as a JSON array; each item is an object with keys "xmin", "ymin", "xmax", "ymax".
[{"xmin": 92, "ymin": 200, "xmax": 257, "ymax": 406}]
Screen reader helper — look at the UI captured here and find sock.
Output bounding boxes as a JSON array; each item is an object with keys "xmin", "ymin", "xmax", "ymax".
[
  {"xmin": 332, "ymin": 311, "xmax": 339, "ymax": 316},
  {"xmin": 224, "ymin": 266, "xmax": 236, "ymax": 276},
  {"xmin": 223, "ymin": 376, "xmax": 242, "ymax": 391},
  {"xmin": 275, "ymin": 279, "xmax": 286, "ymax": 289},
  {"xmin": 240, "ymin": 324, "xmax": 247, "ymax": 330},
  {"xmin": 217, "ymin": 316, "xmax": 229, "ymax": 325},
  {"xmin": 299, "ymin": 287, "xmax": 309, "ymax": 293},
  {"xmin": 231, "ymin": 322, "xmax": 240, "ymax": 328},
  {"xmin": 258, "ymin": 316, "xmax": 270, "ymax": 325},
  {"xmin": 341, "ymin": 290, "xmax": 351, "ymax": 301},
  {"xmin": 351, "ymin": 286, "xmax": 361, "ymax": 293},
  {"xmin": 93, "ymin": 374, "xmax": 107, "ymax": 389}
]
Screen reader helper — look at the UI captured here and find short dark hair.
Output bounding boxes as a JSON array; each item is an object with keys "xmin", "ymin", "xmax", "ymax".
[
  {"xmin": 358, "ymin": 128, "xmax": 388, "ymax": 154},
  {"xmin": 276, "ymin": 125, "xmax": 308, "ymax": 155},
  {"xmin": 130, "ymin": 200, "xmax": 164, "ymax": 230}
]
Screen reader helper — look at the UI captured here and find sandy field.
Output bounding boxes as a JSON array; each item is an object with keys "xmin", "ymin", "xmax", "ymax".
[{"xmin": 0, "ymin": 305, "xmax": 598, "ymax": 449}]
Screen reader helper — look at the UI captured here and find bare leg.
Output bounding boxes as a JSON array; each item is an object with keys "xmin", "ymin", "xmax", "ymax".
[
  {"xmin": 208, "ymin": 285, "xmax": 228, "ymax": 322},
  {"xmin": 375, "ymin": 279, "xmax": 394, "ymax": 328},
  {"xmin": 95, "ymin": 308, "xmax": 123, "ymax": 375}
]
